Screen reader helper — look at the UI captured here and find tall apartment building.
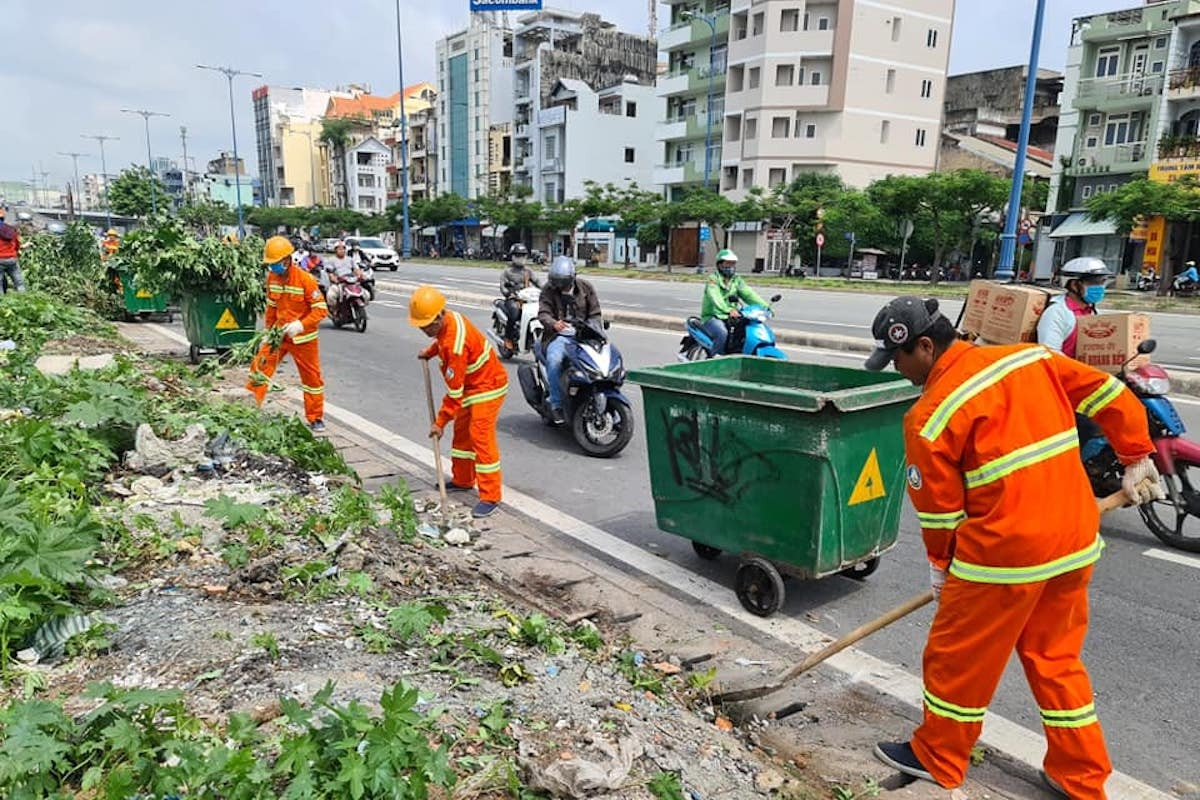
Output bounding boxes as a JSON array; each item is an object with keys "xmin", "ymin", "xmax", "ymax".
[
  {"xmin": 385, "ymin": 83, "xmax": 438, "ymax": 204},
  {"xmin": 511, "ymin": 10, "xmax": 658, "ymax": 202},
  {"xmin": 655, "ymin": 0, "xmax": 953, "ymax": 200},
  {"xmin": 436, "ymin": 16, "xmax": 515, "ymax": 199},
  {"xmin": 81, "ymin": 173, "xmax": 106, "ymax": 212},
  {"xmin": 1043, "ymin": 0, "xmax": 1200, "ymax": 277},
  {"xmin": 251, "ymin": 85, "xmax": 356, "ymax": 207}
]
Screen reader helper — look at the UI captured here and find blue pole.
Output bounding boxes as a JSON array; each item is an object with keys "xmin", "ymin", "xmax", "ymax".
[{"xmin": 996, "ymin": 0, "xmax": 1047, "ymax": 282}]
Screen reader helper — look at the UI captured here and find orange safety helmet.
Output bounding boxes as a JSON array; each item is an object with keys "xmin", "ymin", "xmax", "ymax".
[
  {"xmin": 262, "ymin": 235, "xmax": 295, "ymax": 264},
  {"xmin": 408, "ymin": 285, "xmax": 446, "ymax": 327}
]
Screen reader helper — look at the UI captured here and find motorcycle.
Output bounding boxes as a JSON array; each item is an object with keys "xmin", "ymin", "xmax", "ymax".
[
  {"xmin": 1081, "ymin": 339, "xmax": 1200, "ymax": 552},
  {"xmin": 516, "ymin": 319, "xmax": 634, "ymax": 458},
  {"xmin": 358, "ymin": 262, "xmax": 376, "ymax": 301},
  {"xmin": 1171, "ymin": 277, "xmax": 1198, "ymax": 298},
  {"xmin": 1134, "ymin": 272, "xmax": 1160, "ymax": 292},
  {"xmin": 328, "ymin": 274, "xmax": 369, "ymax": 333},
  {"xmin": 485, "ymin": 285, "xmax": 543, "ymax": 359},
  {"xmin": 678, "ymin": 294, "xmax": 785, "ymax": 361}
]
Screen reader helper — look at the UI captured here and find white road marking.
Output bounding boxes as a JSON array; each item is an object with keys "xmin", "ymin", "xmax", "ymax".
[
  {"xmin": 1170, "ymin": 396, "xmax": 1200, "ymax": 407},
  {"xmin": 315, "ymin": 402, "xmax": 1170, "ymax": 800},
  {"xmin": 1143, "ymin": 548, "xmax": 1200, "ymax": 570}
]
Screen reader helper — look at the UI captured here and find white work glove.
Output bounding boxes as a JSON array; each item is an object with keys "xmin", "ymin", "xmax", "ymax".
[
  {"xmin": 1122, "ymin": 456, "xmax": 1167, "ymax": 505},
  {"xmin": 282, "ymin": 320, "xmax": 304, "ymax": 340},
  {"xmin": 929, "ymin": 563, "xmax": 947, "ymax": 600}
]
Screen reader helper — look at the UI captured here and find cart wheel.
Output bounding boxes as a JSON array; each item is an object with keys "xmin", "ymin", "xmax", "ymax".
[
  {"xmin": 692, "ymin": 541, "xmax": 722, "ymax": 560},
  {"xmin": 188, "ymin": 344, "xmax": 201, "ymax": 365},
  {"xmin": 735, "ymin": 557, "xmax": 786, "ymax": 617},
  {"xmin": 840, "ymin": 557, "xmax": 880, "ymax": 581}
]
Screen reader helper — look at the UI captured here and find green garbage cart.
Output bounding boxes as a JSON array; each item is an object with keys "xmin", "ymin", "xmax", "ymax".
[
  {"xmin": 117, "ymin": 270, "xmax": 171, "ymax": 322},
  {"xmin": 628, "ymin": 357, "xmax": 920, "ymax": 617},
  {"xmin": 180, "ymin": 290, "xmax": 260, "ymax": 364}
]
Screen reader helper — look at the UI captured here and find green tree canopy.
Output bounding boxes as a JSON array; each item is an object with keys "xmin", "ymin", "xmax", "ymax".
[{"xmin": 108, "ymin": 166, "xmax": 168, "ymax": 217}]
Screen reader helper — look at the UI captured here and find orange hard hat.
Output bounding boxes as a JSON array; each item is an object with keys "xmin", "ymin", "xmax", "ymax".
[
  {"xmin": 262, "ymin": 235, "xmax": 295, "ymax": 264},
  {"xmin": 409, "ymin": 285, "xmax": 446, "ymax": 327}
]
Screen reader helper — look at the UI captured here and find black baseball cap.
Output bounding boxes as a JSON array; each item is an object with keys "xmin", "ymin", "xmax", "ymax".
[{"xmin": 864, "ymin": 296, "xmax": 944, "ymax": 371}]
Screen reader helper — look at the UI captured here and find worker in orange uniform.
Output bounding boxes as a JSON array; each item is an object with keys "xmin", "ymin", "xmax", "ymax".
[
  {"xmin": 863, "ymin": 296, "xmax": 1163, "ymax": 799},
  {"xmin": 409, "ymin": 285, "xmax": 508, "ymax": 519},
  {"xmin": 246, "ymin": 236, "xmax": 329, "ymax": 432},
  {"xmin": 101, "ymin": 229, "xmax": 120, "ymax": 260}
]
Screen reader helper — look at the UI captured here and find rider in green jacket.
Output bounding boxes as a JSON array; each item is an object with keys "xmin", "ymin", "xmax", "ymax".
[{"xmin": 700, "ymin": 249, "xmax": 769, "ymax": 355}]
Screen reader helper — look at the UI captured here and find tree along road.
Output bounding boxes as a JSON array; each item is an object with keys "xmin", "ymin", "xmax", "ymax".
[
  {"xmin": 292, "ymin": 287, "xmax": 1199, "ymax": 793},
  {"xmin": 378, "ymin": 262, "xmax": 1200, "ymax": 374}
]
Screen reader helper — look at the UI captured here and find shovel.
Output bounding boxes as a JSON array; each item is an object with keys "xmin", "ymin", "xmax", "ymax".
[
  {"xmin": 712, "ymin": 484, "xmax": 1145, "ymax": 705},
  {"xmin": 420, "ymin": 358, "xmax": 449, "ymax": 511}
]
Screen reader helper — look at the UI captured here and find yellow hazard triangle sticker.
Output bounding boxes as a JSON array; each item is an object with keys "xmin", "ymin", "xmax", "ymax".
[
  {"xmin": 215, "ymin": 308, "xmax": 240, "ymax": 330},
  {"xmin": 848, "ymin": 448, "xmax": 886, "ymax": 506}
]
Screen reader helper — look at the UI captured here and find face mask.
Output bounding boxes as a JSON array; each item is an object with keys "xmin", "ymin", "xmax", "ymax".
[
  {"xmin": 718, "ymin": 266, "xmax": 735, "ymax": 278},
  {"xmin": 1082, "ymin": 285, "xmax": 1106, "ymax": 305},
  {"xmin": 268, "ymin": 261, "xmax": 287, "ymax": 276}
]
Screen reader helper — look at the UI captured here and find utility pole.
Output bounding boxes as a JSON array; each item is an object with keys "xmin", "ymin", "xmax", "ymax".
[
  {"xmin": 39, "ymin": 166, "xmax": 51, "ymax": 208},
  {"xmin": 197, "ymin": 64, "xmax": 264, "ymax": 239},
  {"xmin": 31, "ymin": 166, "xmax": 39, "ymax": 208},
  {"xmin": 180, "ymin": 126, "xmax": 192, "ymax": 204},
  {"xmin": 122, "ymin": 108, "xmax": 171, "ymax": 214},
  {"xmin": 82, "ymin": 134, "xmax": 118, "ymax": 229},
  {"xmin": 57, "ymin": 151, "xmax": 87, "ymax": 213},
  {"xmin": 395, "ymin": 0, "xmax": 412, "ymax": 259}
]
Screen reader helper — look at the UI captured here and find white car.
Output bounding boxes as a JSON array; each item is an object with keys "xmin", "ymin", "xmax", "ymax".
[{"xmin": 345, "ymin": 236, "xmax": 399, "ymax": 271}]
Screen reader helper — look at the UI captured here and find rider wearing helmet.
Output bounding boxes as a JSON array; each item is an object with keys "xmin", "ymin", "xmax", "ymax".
[
  {"xmin": 1037, "ymin": 257, "xmax": 1110, "ymax": 358},
  {"xmin": 324, "ymin": 241, "xmax": 362, "ymax": 311},
  {"xmin": 500, "ymin": 243, "xmax": 541, "ymax": 348},
  {"xmin": 701, "ymin": 249, "xmax": 769, "ymax": 355},
  {"xmin": 1175, "ymin": 260, "xmax": 1199, "ymax": 293},
  {"xmin": 538, "ymin": 256, "xmax": 602, "ymax": 424}
]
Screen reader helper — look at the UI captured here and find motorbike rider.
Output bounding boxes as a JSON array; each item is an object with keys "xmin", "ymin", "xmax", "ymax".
[
  {"xmin": 501, "ymin": 243, "xmax": 541, "ymax": 349},
  {"xmin": 538, "ymin": 256, "xmax": 602, "ymax": 424},
  {"xmin": 700, "ymin": 249, "xmax": 770, "ymax": 355},
  {"xmin": 1174, "ymin": 260, "xmax": 1199, "ymax": 293},
  {"xmin": 1037, "ymin": 257, "xmax": 1109, "ymax": 358},
  {"xmin": 324, "ymin": 241, "xmax": 363, "ymax": 314}
]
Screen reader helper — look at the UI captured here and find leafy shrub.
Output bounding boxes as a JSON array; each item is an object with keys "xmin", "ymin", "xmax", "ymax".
[{"xmin": 17, "ymin": 222, "xmax": 122, "ymax": 319}]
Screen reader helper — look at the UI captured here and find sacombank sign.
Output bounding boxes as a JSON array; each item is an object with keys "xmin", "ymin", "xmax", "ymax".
[{"xmin": 470, "ymin": 0, "xmax": 542, "ymax": 10}]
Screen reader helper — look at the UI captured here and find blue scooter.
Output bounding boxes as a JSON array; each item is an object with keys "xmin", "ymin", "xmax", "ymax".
[{"xmin": 678, "ymin": 294, "xmax": 785, "ymax": 361}]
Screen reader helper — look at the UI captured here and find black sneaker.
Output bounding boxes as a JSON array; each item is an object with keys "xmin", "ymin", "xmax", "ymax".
[
  {"xmin": 1040, "ymin": 770, "xmax": 1069, "ymax": 798},
  {"xmin": 873, "ymin": 742, "xmax": 934, "ymax": 783},
  {"xmin": 446, "ymin": 481, "xmax": 474, "ymax": 493},
  {"xmin": 309, "ymin": 419, "xmax": 326, "ymax": 433},
  {"xmin": 472, "ymin": 500, "xmax": 499, "ymax": 518},
  {"xmin": 551, "ymin": 407, "xmax": 566, "ymax": 425}
]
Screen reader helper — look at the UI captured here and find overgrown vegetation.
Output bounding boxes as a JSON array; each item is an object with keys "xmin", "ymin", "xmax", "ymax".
[{"xmin": 15, "ymin": 224, "xmax": 121, "ymax": 319}]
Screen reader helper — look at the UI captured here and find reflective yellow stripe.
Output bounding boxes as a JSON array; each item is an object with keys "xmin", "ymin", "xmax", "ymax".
[
  {"xmin": 466, "ymin": 343, "xmax": 493, "ymax": 374},
  {"xmin": 963, "ymin": 429, "xmax": 1078, "ymax": 490},
  {"xmin": 1077, "ymin": 375, "xmax": 1123, "ymax": 418},
  {"xmin": 917, "ymin": 510, "xmax": 967, "ymax": 530},
  {"xmin": 1041, "ymin": 703, "xmax": 1099, "ymax": 729},
  {"xmin": 283, "ymin": 285, "xmax": 305, "ymax": 295},
  {"xmin": 447, "ymin": 386, "xmax": 464, "ymax": 399},
  {"xmin": 311, "ymin": 301, "xmax": 328, "ymax": 310},
  {"xmin": 450, "ymin": 448, "xmax": 476, "ymax": 460},
  {"xmin": 949, "ymin": 536, "xmax": 1104, "ymax": 584},
  {"xmin": 300, "ymin": 384, "xmax": 324, "ymax": 395},
  {"xmin": 266, "ymin": 299, "xmax": 277, "ymax": 308},
  {"xmin": 463, "ymin": 385, "xmax": 508, "ymax": 407},
  {"xmin": 476, "ymin": 460, "xmax": 501, "ymax": 474},
  {"xmin": 268, "ymin": 286, "xmax": 284, "ymax": 294},
  {"xmin": 292, "ymin": 331, "xmax": 319, "ymax": 344},
  {"xmin": 451, "ymin": 311, "xmax": 466, "ymax": 356},
  {"xmin": 921, "ymin": 348, "xmax": 1051, "ymax": 441},
  {"xmin": 923, "ymin": 689, "xmax": 987, "ymax": 724}
]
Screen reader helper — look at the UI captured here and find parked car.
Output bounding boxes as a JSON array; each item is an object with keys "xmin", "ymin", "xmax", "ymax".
[
  {"xmin": 344, "ymin": 236, "xmax": 399, "ymax": 270},
  {"xmin": 316, "ymin": 238, "xmax": 342, "ymax": 253}
]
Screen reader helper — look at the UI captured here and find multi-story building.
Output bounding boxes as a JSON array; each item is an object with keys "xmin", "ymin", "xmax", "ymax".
[
  {"xmin": 80, "ymin": 173, "xmax": 106, "ymax": 211},
  {"xmin": 656, "ymin": 0, "xmax": 954, "ymax": 200},
  {"xmin": 331, "ymin": 138, "xmax": 392, "ymax": 213},
  {"xmin": 207, "ymin": 152, "xmax": 245, "ymax": 177},
  {"xmin": 276, "ymin": 118, "xmax": 328, "ymax": 207},
  {"xmin": 535, "ymin": 77, "xmax": 659, "ymax": 203},
  {"xmin": 487, "ymin": 122, "xmax": 513, "ymax": 196},
  {"xmin": 511, "ymin": 9, "xmax": 658, "ymax": 202},
  {"xmin": 1043, "ymin": 1, "xmax": 1200, "ymax": 276},
  {"xmin": 385, "ymin": 82, "xmax": 438, "ymax": 205},
  {"xmin": 251, "ymin": 84, "xmax": 357, "ymax": 207},
  {"xmin": 201, "ymin": 173, "xmax": 258, "ymax": 209},
  {"xmin": 436, "ymin": 15, "xmax": 514, "ymax": 199}
]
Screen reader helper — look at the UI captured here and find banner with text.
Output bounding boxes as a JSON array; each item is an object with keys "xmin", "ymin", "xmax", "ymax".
[{"xmin": 470, "ymin": 0, "xmax": 542, "ymax": 10}]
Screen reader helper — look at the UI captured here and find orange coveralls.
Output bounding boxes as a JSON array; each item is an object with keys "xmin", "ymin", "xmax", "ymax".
[
  {"xmin": 903, "ymin": 341, "xmax": 1153, "ymax": 797},
  {"xmin": 245, "ymin": 263, "xmax": 328, "ymax": 423},
  {"xmin": 422, "ymin": 310, "xmax": 508, "ymax": 503}
]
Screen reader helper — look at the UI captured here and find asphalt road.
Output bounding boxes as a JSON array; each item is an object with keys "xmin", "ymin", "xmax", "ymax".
[
  {"xmin": 374, "ymin": 261, "xmax": 1200, "ymax": 374},
  {"xmin": 286, "ymin": 283, "xmax": 1200, "ymax": 794}
]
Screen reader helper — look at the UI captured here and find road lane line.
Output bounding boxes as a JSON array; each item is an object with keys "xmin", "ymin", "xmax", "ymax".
[
  {"xmin": 1143, "ymin": 548, "xmax": 1200, "ymax": 570},
  {"xmin": 314, "ymin": 401, "xmax": 1170, "ymax": 800}
]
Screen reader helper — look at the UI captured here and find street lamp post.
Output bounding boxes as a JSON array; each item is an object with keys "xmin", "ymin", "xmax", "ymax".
[
  {"xmin": 682, "ymin": 10, "xmax": 719, "ymax": 192},
  {"xmin": 57, "ymin": 151, "xmax": 87, "ymax": 214},
  {"xmin": 81, "ymin": 134, "xmax": 118, "ymax": 229},
  {"xmin": 197, "ymin": 64, "xmax": 264, "ymax": 239},
  {"xmin": 121, "ymin": 108, "xmax": 170, "ymax": 214},
  {"xmin": 996, "ymin": 0, "xmax": 1047, "ymax": 282},
  {"xmin": 395, "ymin": 0, "xmax": 412, "ymax": 260}
]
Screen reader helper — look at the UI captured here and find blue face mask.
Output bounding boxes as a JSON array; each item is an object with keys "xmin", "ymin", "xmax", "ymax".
[
  {"xmin": 1082, "ymin": 285, "xmax": 1106, "ymax": 305},
  {"xmin": 268, "ymin": 261, "xmax": 287, "ymax": 276}
]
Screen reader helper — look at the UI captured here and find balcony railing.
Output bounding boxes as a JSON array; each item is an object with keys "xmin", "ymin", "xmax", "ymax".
[
  {"xmin": 1075, "ymin": 73, "xmax": 1163, "ymax": 103},
  {"xmin": 1069, "ymin": 142, "xmax": 1149, "ymax": 174},
  {"xmin": 1168, "ymin": 67, "xmax": 1200, "ymax": 93},
  {"xmin": 1158, "ymin": 134, "xmax": 1200, "ymax": 159}
]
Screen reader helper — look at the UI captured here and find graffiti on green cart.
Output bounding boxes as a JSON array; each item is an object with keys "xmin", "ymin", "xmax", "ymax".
[{"xmin": 663, "ymin": 409, "xmax": 781, "ymax": 505}]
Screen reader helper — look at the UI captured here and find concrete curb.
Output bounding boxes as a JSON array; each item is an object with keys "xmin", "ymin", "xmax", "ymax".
[{"xmin": 376, "ymin": 279, "xmax": 1200, "ymax": 396}]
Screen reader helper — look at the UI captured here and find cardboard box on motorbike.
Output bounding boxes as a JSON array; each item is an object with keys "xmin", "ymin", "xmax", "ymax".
[
  {"xmin": 1075, "ymin": 312, "xmax": 1152, "ymax": 374},
  {"xmin": 962, "ymin": 281, "xmax": 1060, "ymax": 344}
]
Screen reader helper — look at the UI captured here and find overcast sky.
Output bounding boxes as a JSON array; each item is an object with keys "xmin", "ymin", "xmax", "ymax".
[{"xmin": 2, "ymin": 0, "xmax": 1125, "ymax": 192}]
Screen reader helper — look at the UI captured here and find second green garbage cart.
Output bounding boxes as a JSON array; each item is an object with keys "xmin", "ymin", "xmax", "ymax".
[
  {"xmin": 180, "ymin": 290, "xmax": 259, "ymax": 364},
  {"xmin": 628, "ymin": 357, "xmax": 920, "ymax": 617}
]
